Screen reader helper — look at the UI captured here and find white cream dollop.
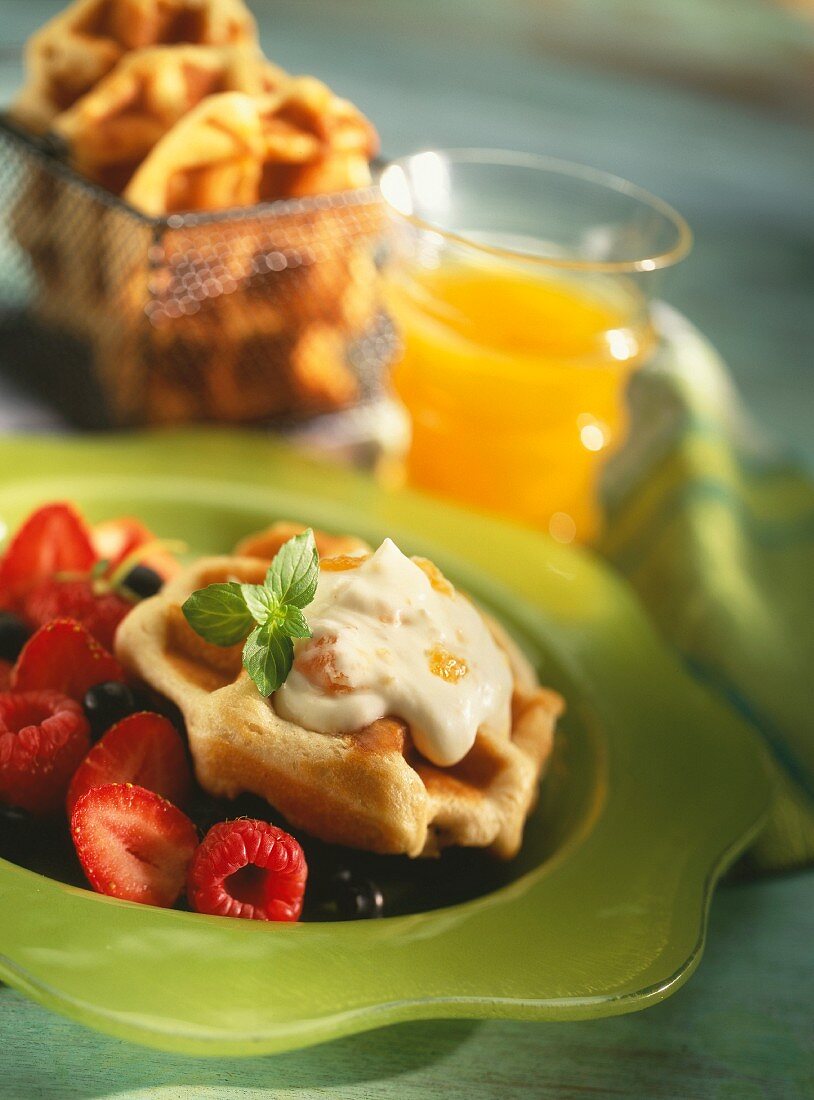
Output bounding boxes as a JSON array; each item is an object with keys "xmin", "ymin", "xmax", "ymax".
[{"xmin": 273, "ymin": 539, "xmax": 513, "ymax": 766}]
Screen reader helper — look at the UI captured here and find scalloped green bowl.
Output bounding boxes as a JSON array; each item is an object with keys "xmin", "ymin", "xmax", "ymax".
[{"xmin": 0, "ymin": 431, "xmax": 772, "ymax": 1056}]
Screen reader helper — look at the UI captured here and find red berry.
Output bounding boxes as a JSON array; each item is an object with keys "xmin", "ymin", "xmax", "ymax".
[
  {"xmin": 67, "ymin": 712, "xmax": 192, "ymax": 817},
  {"xmin": 0, "ymin": 690, "xmax": 90, "ymax": 814},
  {"xmin": 23, "ymin": 578, "xmax": 132, "ymax": 650},
  {"xmin": 0, "ymin": 503, "xmax": 95, "ymax": 606},
  {"xmin": 71, "ymin": 783, "xmax": 198, "ymax": 907},
  {"xmin": 0, "ymin": 660, "xmax": 12, "ymax": 691},
  {"xmin": 12, "ymin": 619, "xmax": 126, "ymax": 700},
  {"xmin": 187, "ymin": 819, "xmax": 307, "ymax": 922}
]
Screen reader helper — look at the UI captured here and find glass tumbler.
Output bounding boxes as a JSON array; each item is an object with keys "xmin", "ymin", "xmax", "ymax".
[{"xmin": 380, "ymin": 149, "xmax": 691, "ymax": 542}]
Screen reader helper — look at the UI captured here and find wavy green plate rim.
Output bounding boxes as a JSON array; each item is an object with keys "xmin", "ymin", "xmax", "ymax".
[{"xmin": 0, "ymin": 430, "xmax": 773, "ymax": 1056}]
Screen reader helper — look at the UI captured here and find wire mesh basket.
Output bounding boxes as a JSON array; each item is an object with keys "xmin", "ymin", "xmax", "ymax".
[{"xmin": 0, "ymin": 115, "xmax": 395, "ymax": 429}]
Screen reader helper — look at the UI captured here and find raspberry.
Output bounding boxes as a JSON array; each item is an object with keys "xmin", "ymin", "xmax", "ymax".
[
  {"xmin": 0, "ymin": 690, "xmax": 90, "ymax": 814},
  {"xmin": 187, "ymin": 819, "xmax": 307, "ymax": 922},
  {"xmin": 23, "ymin": 578, "xmax": 132, "ymax": 651}
]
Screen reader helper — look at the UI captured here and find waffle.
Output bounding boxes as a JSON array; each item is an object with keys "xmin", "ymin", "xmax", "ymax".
[
  {"xmin": 123, "ymin": 78, "xmax": 378, "ymax": 214},
  {"xmin": 115, "ymin": 526, "xmax": 564, "ymax": 858},
  {"xmin": 131, "ymin": 296, "xmax": 360, "ymax": 423},
  {"xmin": 52, "ymin": 44, "xmax": 285, "ymax": 193},
  {"xmin": 234, "ymin": 521, "xmax": 371, "ymax": 560},
  {"xmin": 11, "ymin": 0, "xmax": 258, "ymax": 133}
]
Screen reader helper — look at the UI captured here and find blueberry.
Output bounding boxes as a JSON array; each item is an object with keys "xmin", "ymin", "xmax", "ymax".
[
  {"xmin": 332, "ymin": 871, "xmax": 385, "ymax": 920},
  {"xmin": 83, "ymin": 680, "xmax": 137, "ymax": 740},
  {"xmin": 0, "ymin": 612, "xmax": 31, "ymax": 662},
  {"xmin": 121, "ymin": 565, "xmax": 163, "ymax": 600}
]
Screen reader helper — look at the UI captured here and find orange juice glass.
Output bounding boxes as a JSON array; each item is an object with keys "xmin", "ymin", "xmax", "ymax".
[{"xmin": 380, "ymin": 150, "xmax": 691, "ymax": 543}]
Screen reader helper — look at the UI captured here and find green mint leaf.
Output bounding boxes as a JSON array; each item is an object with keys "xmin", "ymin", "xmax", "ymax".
[
  {"xmin": 182, "ymin": 582, "xmax": 255, "ymax": 647},
  {"xmin": 242, "ymin": 624, "xmax": 294, "ymax": 696},
  {"xmin": 279, "ymin": 604, "xmax": 312, "ymax": 639},
  {"xmin": 265, "ymin": 528, "xmax": 319, "ymax": 609},
  {"xmin": 240, "ymin": 583, "xmax": 279, "ymax": 626}
]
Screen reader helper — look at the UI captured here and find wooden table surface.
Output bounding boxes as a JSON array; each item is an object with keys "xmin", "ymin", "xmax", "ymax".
[{"xmin": 0, "ymin": 2, "xmax": 812, "ymax": 1097}]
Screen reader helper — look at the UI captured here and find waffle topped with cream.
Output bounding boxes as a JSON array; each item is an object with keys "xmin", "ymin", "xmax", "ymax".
[{"xmin": 115, "ymin": 523, "xmax": 563, "ymax": 858}]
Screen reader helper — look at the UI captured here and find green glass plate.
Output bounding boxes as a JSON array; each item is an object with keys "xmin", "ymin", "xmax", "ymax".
[{"xmin": 0, "ymin": 430, "xmax": 772, "ymax": 1056}]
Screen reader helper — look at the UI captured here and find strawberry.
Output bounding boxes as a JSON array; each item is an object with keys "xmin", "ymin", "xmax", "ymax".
[
  {"xmin": 71, "ymin": 783, "xmax": 198, "ymax": 907},
  {"xmin": 23, "ymin": 578, "xmax": 132, "ymax": 650},
  {"xmin": 66, "ymin": 712, "xmax": 192, "ymax": 817},
  {"xmin": 92, "ymin": 518, "xmax": 179, "ymax": 580},
  {"xmin": 12, "ymin": 619, "xmax": 126, "ymax": 700},
  {"xmin": 0, "ymin": 503, "xmax": 95, "ymax": 606},
  {"xmin": 187, "ymin": 819, "xmax": 307, "ymax": 922},
  {"xmin": 0, "ymin": 690, "xmax": 90, "ymax": 814}
]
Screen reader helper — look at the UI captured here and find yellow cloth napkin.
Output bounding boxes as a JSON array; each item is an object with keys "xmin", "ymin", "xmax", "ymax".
[{"xmin": 599, "ymin": 306, "xmax": 814, "ymax": 872}]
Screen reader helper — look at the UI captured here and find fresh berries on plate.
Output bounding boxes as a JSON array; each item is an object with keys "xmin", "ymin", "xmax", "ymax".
[
  {"xmin": 67, "ymin": 712, "xmax": 192, "ymax": 816},
  {"xmin": 0, "ymin": 611, "xmax": 31, "ymax": 662},
  {"xmin": 11, "ymin": 619, "xmax": 126, "ymax": 700},
  {"xmin": 0, "ymin": 503, "xmax": 96, "ymax": 607},
  {"xmin": 22, "ymin": 577, "xmax": 132, "ymax": 650},
  {"xmin": 187, "ymin": 819, "xmax": 307, "ymax": 922},
  {"xmin": 0, "ymin": 690, "xmax": 90, "ymax": 814},
  {"xmin": 0, "ymin": 504, "xmax": 180, "ymax": 652},
  {"xmin": 71, "ymin": 783, "xmax": 198, "ymax": 907},
  {"xmin": 82, "ymin": 681, "xmax": 138, "ymax": 740}
]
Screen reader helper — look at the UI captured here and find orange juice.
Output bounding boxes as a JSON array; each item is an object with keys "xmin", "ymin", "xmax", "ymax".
[{"xmin": 388, "ymin": 262, "xmax": 654, "ymax": 542}]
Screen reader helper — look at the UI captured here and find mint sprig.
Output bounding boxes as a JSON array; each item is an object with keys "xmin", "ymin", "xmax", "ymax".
[{"xmin": 182, "ymin": 529, "xmax": 318, "ymax": 695}]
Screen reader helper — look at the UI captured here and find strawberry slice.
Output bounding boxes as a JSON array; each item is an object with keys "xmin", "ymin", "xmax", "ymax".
[
  {"xmin": 12, "ymin": 619, "xmax": 126, "ymax": 700},
  {"xmin": 71, "ymin": 783, "xmax": 198, "ymax": 907},
  {"xmin": 92, "ymin": 518, "xmax": 179, "ymax": 580},
  {"xmin": 0, "ymin": 503, "xmax": 96, "ymax": 605},
  {"xmin": 0, "ymin": 690, "xmax": 90, "ymax": 814},
  {"xmin": 66, "ymin": 712, "xmax": 192, "ymax": 817}
]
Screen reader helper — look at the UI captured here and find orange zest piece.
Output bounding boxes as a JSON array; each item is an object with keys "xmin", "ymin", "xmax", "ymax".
[
  {"xmin": 428, "ymin": 646, "xmax": 469, "ymax": 683},
  {"xmin": 295, "ymin": 636, "xmax": 353, "ymax": 694},
  {"xmin": 414, "ymin": 557, "xmax": 454, "ymax": 596},
  {"xmin": 320, "ymin": 553, "xmax": 371, "ymax": 572}
]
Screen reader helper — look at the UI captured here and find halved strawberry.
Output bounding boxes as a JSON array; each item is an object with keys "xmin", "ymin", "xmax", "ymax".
[
  {"xmin": 92, "ymin": 518, "xmax": 179, "ymax": 580},
  {"xmin": 0, "ymin": 690, "xmax": 90, "ymax": 814},
  {"xmin": 66, "ymin": 712, "xmax": 192, "ymax": 817},
  {"xmin": 12, "ymin": 619, "xmax": 125, "ymax": 700},
  {"xmin": 71, "ymin": 783, "xmax": 198, "ymax": 907},
  {"xmin": 23, "ymin": 578, "xmax": 132, "ymax": 651},
  {"xmin": 0, "ymin": 503, "xmax": 96, "ymax": 605}
]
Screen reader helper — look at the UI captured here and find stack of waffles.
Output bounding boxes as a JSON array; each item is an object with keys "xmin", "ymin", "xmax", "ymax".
[{"xmin": 9, "ymin": 0, "xmax": 383, "ymax": 424}]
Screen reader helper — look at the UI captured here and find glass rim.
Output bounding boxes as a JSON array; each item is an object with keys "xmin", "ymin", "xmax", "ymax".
[{"xmin": 379, "ymin": 147, "xmax": 693, "ymax": 274}]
